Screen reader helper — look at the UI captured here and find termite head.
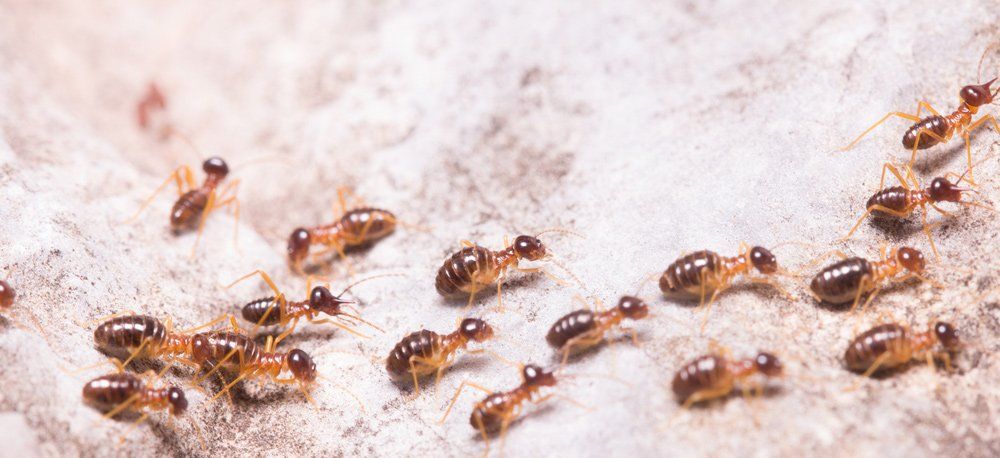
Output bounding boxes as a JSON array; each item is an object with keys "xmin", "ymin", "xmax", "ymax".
[
  {"xmin": 459, "ymin": 318, "xmax": 494, "ymax": 342},
  {"xmin": 895, "ymin": 246, "xmax": 926, "ymax": 273},
  {"xmin": 617, "ymin": 295, "xmax": 649, "ymax": 320},
  {"xmin": 754, "ymin": 352, "xmax": 783, "ymax": 377},
  {"xmin": 934, "ymin": 321, "xmax": 961, "ymax": 350},
  {"xmin": 523, "ymin": 364, "xmax": 557, "ymax": 387},
  {"xmin": 513, "ymin": 235, "xmax": 547, "ymax": 261},
  {"xmin": 287, "ymin": 349, "xmax": 317, "ymax": 383},
  {"xmin": 749, "ymin": 246, "xmax": 779, "ymax": 274},
  {"xmin": 960, "ymin": 78, "xmax": 997, "ymax": 107},
  {"xmin": 167, "ymin": 386, "xmax": 188, "ymax": 415},
  {"xmin": 928, "ymin": 177, "xmax": 966, "ymax": 203},
  {"xmin": 287, "ymin": 228, "xmax": 311, "ymax": 267},
  {"xmin": 309, "ymin": 286, "xmax": 351, "ymax": 316},
  {"xmin": 202, "ymin": 156, "xmax": 229, "ymax": 178},
  {"xmin": 0, "ymin": 280, "xmax": 15, "ymax": 309}
]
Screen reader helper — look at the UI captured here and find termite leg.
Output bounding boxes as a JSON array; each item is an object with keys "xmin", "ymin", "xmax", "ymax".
[
  {"xmin": 438, "ymin": 380, "xmax": 492, "ymax": 424},
  {"xmin": 878, "ymin": 162, "xmax": 912, "ymax": 192},
  {"xmin": 841, "ymin": 109, "xmax": 922, "ymax": 151},
  {"xmin": 907, "ymin": 127, "xmax": 948, "ymax": 169},
  {"xmin": 680, "ymin": 385, "xmax": 733, "ymax": 409},
  {"xmin": 845, "ymin": 204, "xmax": 914, "ymax": 241},
  {"xmin": 959, "ymin": 113, "xmax": 1000, "ymax": 185},
  {"xmin": 189, "ymin": 189, "xmax": 218, "ymax": 259},
  {"xmin": 124, "ymin": 166, "xmax": 195, "ymax": 224}
]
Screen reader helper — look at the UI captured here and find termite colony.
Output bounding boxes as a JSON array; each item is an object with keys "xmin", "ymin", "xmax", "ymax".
[{"xmin": 8, "ymin": 47, "xmax": 997, "ymax": 455}]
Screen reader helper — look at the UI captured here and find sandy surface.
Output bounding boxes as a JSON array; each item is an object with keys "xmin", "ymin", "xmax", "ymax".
[{"xmin": 0, "ymin": 1, "xmax": 998, "ymax": 456}]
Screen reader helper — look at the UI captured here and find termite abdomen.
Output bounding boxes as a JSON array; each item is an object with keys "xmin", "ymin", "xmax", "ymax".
[
  {"xmin": 866, "ymin": 187, "xmax": 910, "ymax": 214},
  {"xmin": 671, "ymin": 354, "xmax": 728, "ymax": 403},
  {"xmin": 809, "ymin": 257, "xmax": 873, "ymax": 305},
  {"xmin": 94, "ymin": 315, "xmax": 168, "ymax": 352},
  {"xmin": 241, "ymin": 297, "xmax": 283, "ymax": 326},
  {"xmin": 545, "ymin": 310, "xmax": 596, "ymax": 348},
  {"xmin": 386, "ymin": 330, "xmax": 441, "ymax": 378},
  {"xmin": 844, "ymin": 323, "xmax": 908, "ymax": 372}
]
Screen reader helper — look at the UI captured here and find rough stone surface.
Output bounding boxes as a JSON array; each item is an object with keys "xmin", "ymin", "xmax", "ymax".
[{"xmin": 0, "ymin": 1, "xmax": 998, "ymax": 457}]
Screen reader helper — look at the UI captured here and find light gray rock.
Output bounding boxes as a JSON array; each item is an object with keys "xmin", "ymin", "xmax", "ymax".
[{"xmin": 0, "ymin": 1, "xmax": 997, "ymax": 456}]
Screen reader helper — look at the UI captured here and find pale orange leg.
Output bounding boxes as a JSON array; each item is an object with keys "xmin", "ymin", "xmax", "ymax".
[
  {"xmin": 841, "ymin": 110, "xmax": 921, "ymax": 151},
  {"xmin": 439, "ymin": 380, "xmax": 492, "ymax": 424},
  {"xmin": 124, "ymin": 165, "xmax": 195, "ymax": 223},
  {"xmin": 844, "ymin": 204, "xmax": 916, "ymax": 241},
  {"xmin": 189, "ymin": 189, "xmax": 217, "ymax": 259}
]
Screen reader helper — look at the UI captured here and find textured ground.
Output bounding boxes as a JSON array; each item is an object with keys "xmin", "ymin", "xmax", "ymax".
[{"xmin": 1, "ymin": 1, "xmax": 999, "ymax": 457}]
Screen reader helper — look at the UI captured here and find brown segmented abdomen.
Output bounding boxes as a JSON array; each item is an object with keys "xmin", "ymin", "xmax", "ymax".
[
  {"xmin": 435, "ymin": 246, "xmax": 498, "ymax": 296},
  {"xmin": 93, "ymin": 315, "xmax": 168, "ymax": 352},
  {"xmin": 470, "ymin": 392, "xmax": 514, "ymax": 432},
  {"xmin": 671, "ymin": 354, "xmax": 730, "ymax": 402},
  {"xmin": 866, "ymin": 187, "xmax": 911, "ymax": 215},
  {"xmin": 659, "ymin": 250, "xmax": 722, "ymax": 296},
  {"xmin": 844, "ymin": 324, "xmax": 910, "ymax": 372},
  {"xmin": 190, "ymin": 331, "xmax": 261, "ymax": 369},
  {"xmin": 546, "ymin": 310, "xmax": 597, "ymax": 348},
  {"xmin": 338, "ymin": 208, "xmax": 397, "ymax": 246},
  {"xmin": 386, "ymin": 330, "xmax": 444, "ymax": 377},
  {"xmin": 902, "ymin": 115, "xmax": 949, "ymax": 150},
  {"xmin": 241, "ymin": 297, "xmax": 283, "ymax": 326},
  {"xmin": 82, "ymin": 373, "xmax": 144, "ymax": 411},
  {"xmin": 170, "ymin": 190, "xmax": 208, "ymax": 230},
  {"xmin": 809, "ymin": 257, "xmax": 873, "ymax": 305}
]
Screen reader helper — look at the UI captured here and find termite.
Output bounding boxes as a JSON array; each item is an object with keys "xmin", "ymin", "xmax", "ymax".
[
  {"xmin": 226, "ymin": 270, "xmax": 387, "ymax": 345},
  {"xmin": 658, "ymin": 243, "xmax": 793, "ymax": 330},
  {"xmin": 844, "ymin": 320, "xmax": 961, "ymax": 377},
  {"xmin": 440, "ymin": 363, "xmax": 581, "ymax": 455},
  {"xmin": 845, "ymin": 161, "xmax": 994, "ymax": 258},
  {"xmin": 136, "ymin": 82, "xmax": 170, "ymax": 140},
  {"xmin": 92, "ymin": 314, "xmax": 201, "ymax": 368},
  {"xmin": 287, "ymin": 188, "xmax": 399, "ymax": 274},
  {"xmin": 127, "ymin": 156, "xmax": 241, "ymax": 257},
  {"xmin": 385, "ymin": 318, "xmax": 495, "ymax": 395},
  {"xmin": 0, "ymin": 279, "xmax": 13, "ymax": 309},
  {"xmin": 671, "ymin": 349, "xmax": 783, "ymax": 408},
  {"xmin": 435, "ymin": 230, "xmax": 580, "ymax": 311},
  {"xmin": 80, "ymin": 357, "xmax": 205, "ymax": 449},
  {"xmin": 546, "ymin": 296, "xmax": 649, "ymax": 365},
  {"xmin": 807, "ymin": 245, "xmax": 933, "ymax": 311},
  {"xmin": 841, "ymin": 51, "xmax": 1000, "ymax": 185}
]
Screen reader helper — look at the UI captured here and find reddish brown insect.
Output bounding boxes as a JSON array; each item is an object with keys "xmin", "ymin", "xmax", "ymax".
[
  {"xmin": 136, "ymin": 82, "xmax": 170, "ymax": 139},
  {"xmin": 845, "ymin": 162, "xmax": 993, "ymax": 258},
  {"xmin": 841, "ymin": 58, "xmax": 999, "ymax": 184},
  {"xmin": 189, "ymin": 326, "xmax": 321, "ymax": 402},
  {"xmin": 435, "ymin": 230, "xmax": 579, "ymax": 311},
  {"xmin": 546, "ymin": 296, "xmax": 649, "ymax": 365},
  {"xmin": 440, "ymin": 364, "xmax": 580, "ymax": 454},
  {"xmin": 287, "ymin": 188, "xmax": 398, "ymax": 274},
  {"xmin": 671, "ymin": 349, "xmax": 783, "ymax": 408},
  {"xmin": 91, "ymin": 314, "xmax": 206, "ymax": 368},
  {"xmin": 127, "ymin": 156, "xmax": 241, "ymax": 256},
  {"xmin": 844, "ymin": 320, "xmax": 961, "ymax": 377},
  {"xmin": 83, "ymin": 371, "xmax": 187, "ymax": 420},
  {"xmin": 385, "ymin": 318, "xmax": 495, "ymax": 394},
  {"xmin": 659, "ymin": 243, "xmax": 793, "ymax": 330},
  {"xmin": 0, "ymin": 279, "xmax": 15, "ymax": 309},
  {"xmin": 227, "ymin": 270, "xmax": 386, "ymax": 344},
  {"xmin": 80, "ymin": 359, "xmax": 204, "ymax": 447},
  {"xmin": 808, "ymin": 245, "xmax": 934, "ymax": 311}
]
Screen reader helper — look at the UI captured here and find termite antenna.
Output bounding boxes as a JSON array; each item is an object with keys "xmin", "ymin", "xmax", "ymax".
[
  {"xmin": 534, "ymin": 227, "xmax": 585, "ymax": 239},
  {"xmin": 976, "ymin": 42, "xmax": 1000, "ymax": 85},
  {"xmin": 336, "ymin": 273, "xmax": 406, "ymax": 297},
  {"xmin": 316, "ymin": 373, "xmax": 366, "ymax": 414},
  {"xmin": 545, "ymin": 254, "xmax": 589, "ymax": 295}
]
